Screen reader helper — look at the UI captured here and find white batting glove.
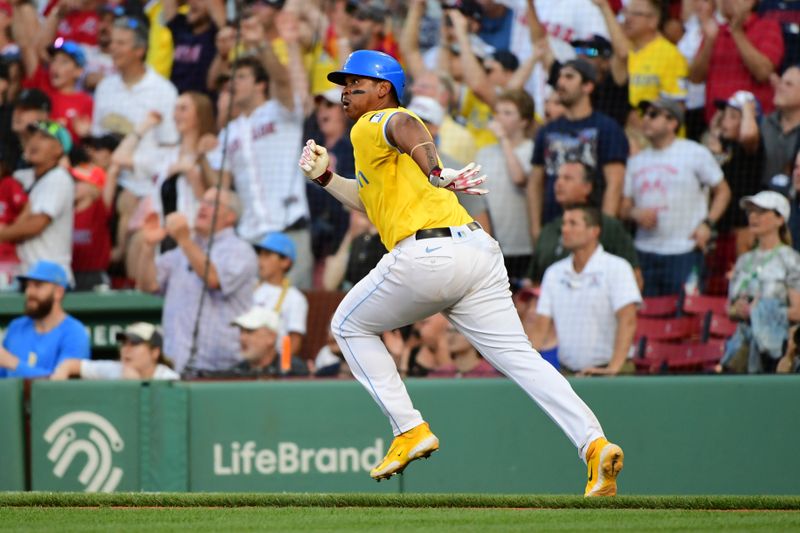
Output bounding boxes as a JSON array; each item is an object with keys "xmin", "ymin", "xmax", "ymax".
[
  {"xmin": 298, "ymin": 139, "xmax": 332, "ymax": 186},
  {"xmin": 428, "ymin": 162, "xmax": 488, "ymax": 195}
]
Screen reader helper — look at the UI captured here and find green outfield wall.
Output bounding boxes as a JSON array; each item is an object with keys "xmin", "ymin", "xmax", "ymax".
[
  {"xmin": 9, "ymin": 376, "xmax": 800, "ymax": 494},
  {"xmin": 0, "ymin": 379, "xmax": 25, "ymax": 490}
]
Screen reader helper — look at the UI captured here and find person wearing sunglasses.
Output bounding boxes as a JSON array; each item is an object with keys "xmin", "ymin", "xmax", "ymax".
[
  {"xmin": 621, "ymin": 98, "xmax": 731, "ymax": 297},
  {"xmin": 51, "ymin": 322, "xmax": 179, "ymax": 380}
]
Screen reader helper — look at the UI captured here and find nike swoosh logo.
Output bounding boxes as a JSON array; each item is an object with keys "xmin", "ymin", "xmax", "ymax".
[{"xmin": 425, "ymin": 246, "xmax": 442, "ymax": 253}]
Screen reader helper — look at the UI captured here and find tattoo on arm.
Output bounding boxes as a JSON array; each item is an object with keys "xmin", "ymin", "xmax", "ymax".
[{"xmin": 422, "ymin": 144, "xmax": 438, "ymax": 174}]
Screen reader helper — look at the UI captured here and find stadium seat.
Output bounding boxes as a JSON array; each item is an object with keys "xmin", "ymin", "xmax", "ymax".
[
  {"xmin": 638, "ymin": 295, "xmax": 681, "ymax": 318},
  {"xmin": 635, "ymin": 316, "xmax": 699, "ymax": 343},
  {"xmin": 682, "ymin": 294, "xmax": 728, "ymax": 317},
  {"xmin": 707, "ymin": 313, "xmax": 737, "ymax": 339},
  {"xmin": 636, "ymin": 340, "xmax": 725, "ymax": 374}
]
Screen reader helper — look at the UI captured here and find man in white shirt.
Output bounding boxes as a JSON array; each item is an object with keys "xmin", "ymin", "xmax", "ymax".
[
  {"xmin": 92, "ymin": 17, "xmax": 179, "ymax": 197},
  {"xmin": 533, "ymin": 204, "xmax": 641, "ymax": 374},
  {"xmin": 208, "ymin": 39, "xmax": 312, "ymax": 289},
  {"xmin": 622, "ymin": 98, "xmax": 731, "ymax": 297},
  {"xmin": 0, "ymin": 121, "xmax": 74, "ymax": 282}
]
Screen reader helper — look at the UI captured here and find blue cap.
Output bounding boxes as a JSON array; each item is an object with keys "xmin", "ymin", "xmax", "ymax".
[
  {"xmin": 18, "ymin": 260, "xmax": 69, "ymax": 288},
  {"xmin": 328, "ymin": 50, "xmax": 406, "ymax": 102},
  {"xmin": 255, "ymin": 232, "xmax": 296, "ymax": 263},
  {"xmin": 27, "ymin": 120, "xmax": 73, "ymax": 154},
  {"xmin": 48, "ymin": 38, "xmax": 87, "ymax": 68}
]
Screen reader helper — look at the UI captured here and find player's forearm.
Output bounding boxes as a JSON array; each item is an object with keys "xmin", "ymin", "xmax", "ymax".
[{"xmin": 325, "ymin": 173, "xmax": 366, "ymax": 213}]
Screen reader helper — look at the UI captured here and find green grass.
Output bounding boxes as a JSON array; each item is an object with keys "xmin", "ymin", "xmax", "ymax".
[{"xmin": 2, "ymin": 494, "xmax": 799, "ymax": 532}]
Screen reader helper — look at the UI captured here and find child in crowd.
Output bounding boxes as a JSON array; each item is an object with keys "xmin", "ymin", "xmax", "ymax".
[
  {"xmin": 253, "ymin": 232, "xmax": 308, "ymax": 359},
  {"xmin": 71, "ymin": 162, "xmax": 115, "ymax": 290}
]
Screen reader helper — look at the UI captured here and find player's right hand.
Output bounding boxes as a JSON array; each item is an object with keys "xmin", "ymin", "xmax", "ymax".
[
  {"xmin": 429, "ymin": 162, "xmax": 488, "ymax": 195},
  {"xmin": 298, "ymin": 139, "xmax": 330, "ymax": 180}
]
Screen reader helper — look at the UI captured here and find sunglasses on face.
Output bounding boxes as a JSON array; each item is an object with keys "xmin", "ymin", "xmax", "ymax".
[
  {"xmin": 574, "ymin": 47, "xmax": 600, "ymax": 58},
  {"xmin": 643, "ymin": 108, "xmax": 666, "ymax": 120}
]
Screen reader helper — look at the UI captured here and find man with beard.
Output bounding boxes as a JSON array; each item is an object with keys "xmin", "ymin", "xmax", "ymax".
[
  {"xmin": 0, "ymin": 261, "xmax": 89, "ymax": 378},
  {"xmin": 163, "ymin": 0, "xmax": 226, "ymax": 94}
]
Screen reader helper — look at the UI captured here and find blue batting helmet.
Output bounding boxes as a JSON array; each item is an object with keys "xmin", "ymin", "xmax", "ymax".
[{"xmin": 327, "ymin": 50, "xmax": 406, "ymax": 102}]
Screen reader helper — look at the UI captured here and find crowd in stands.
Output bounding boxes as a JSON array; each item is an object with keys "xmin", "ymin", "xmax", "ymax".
[{"xmin": 1, "ymin": 0, "xmax": 800, "ymax": 379}]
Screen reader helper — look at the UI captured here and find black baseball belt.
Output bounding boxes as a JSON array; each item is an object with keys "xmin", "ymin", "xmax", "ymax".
[{"xmin": 415, "ymin": 221, "xmax": 482, "ymax": 240}]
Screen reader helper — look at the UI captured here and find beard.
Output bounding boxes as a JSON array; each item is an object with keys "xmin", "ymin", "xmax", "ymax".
[{"xmin": 25, "ymin": 295, "xmax": 55, "ymax": 320}]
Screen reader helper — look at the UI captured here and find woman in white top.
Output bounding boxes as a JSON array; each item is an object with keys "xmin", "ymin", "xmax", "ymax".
[
  {"xmin": 476, "ymin": 88, "xmax": 535, "ymax": 280},
  {"xmin": 51, "ymin": 322, "xmax": 179, "ymax": 380}
]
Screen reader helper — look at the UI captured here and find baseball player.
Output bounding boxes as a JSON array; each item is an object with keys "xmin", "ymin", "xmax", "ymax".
[{"xmin": 298, "ymin": 50, "xmax": 623, "ymax": 496}]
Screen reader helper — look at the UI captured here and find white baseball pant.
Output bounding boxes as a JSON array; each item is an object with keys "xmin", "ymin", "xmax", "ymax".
[{"xmin": 331, "ymin": 224, "xmax": 605, "ymax": 461}]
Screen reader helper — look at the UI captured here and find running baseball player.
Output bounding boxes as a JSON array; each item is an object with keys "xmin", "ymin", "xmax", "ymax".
[{"xmin": 298, "ymin": 50, "xmax": 623, "ymax": 496}]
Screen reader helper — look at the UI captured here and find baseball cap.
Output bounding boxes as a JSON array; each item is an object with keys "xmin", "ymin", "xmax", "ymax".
[
  {"xmin": 314, "ymin": 87, "xmax": 342, "ymax": 105},
  {"xmin": 27, "ymin": 120, "xmax": 73, "ymax": 154},
  {"xmin": 766, "ymin": 173, "xmax": 792, "ymax": 198},
  {"xmin": 639, "ymin": 97, "xmax": 685, "ymax": 125},
  {"xmin": 116, "ymin": 322, "xmax": 163, "ymax": 348},
  {"xmin": 571, "ymin": 35, "xmax": 613, "ymax": 59},
  {"xmin": 407, "ymin": 96, "xmax": 445, "ymax": 126},
  {"xmin": 71, "ymin": 163, "xmax": 107, "ymax": 189},
  {"xmin": 255, "ymin": 232, "xmax": 296, "ymax": 262},
  {"xmin": 740, "ymin": 190, "xmax": 791, "ymax": 221},
  {"xmin": 15, "ymin": 88, "xmax": 51, "ymax": 112},
  {"xmin": 17, "ymin": 260, "xmax": 69, "ymax": 288},
  {"xmin": 489, "ymin": 50, "xmax": 519, "ymax": 72},
  {"xmin": 345, "ymin": 0, "xmax": 387, "ymax": 22},
  {"xmin": 83, "ymin": 133, "xmax": 122, "ymax": 151},
  {"xmin": 442, "ymin": 0, "xmax": 483, "ymax": 22},
  {"xmin": 231, "ymin": 306, "xmax": 282, "ymax": 332},
  {"xmin": 714, "ymin": 90, "xmax": 762, "ymax": 116},
  {"xmin": 562, "ymin": 58, "xmax": 598, "ymax": 84},
  {"xmin": 48, "ymin": 38, "xmax": 87, "ymax": 68}
]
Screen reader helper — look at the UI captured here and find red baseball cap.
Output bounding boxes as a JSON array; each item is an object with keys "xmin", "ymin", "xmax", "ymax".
[{"xmin": 71, "ymin": 164, "xmax": 107, "ymax": 189}]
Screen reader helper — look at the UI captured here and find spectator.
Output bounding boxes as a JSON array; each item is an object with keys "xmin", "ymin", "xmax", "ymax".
[
  {"xmin": 322, "ymin": 209, "xmax": 384, "ymax": 292},
  {"xmin": 135, "ymin": 187, "xmax": 257, "ymax": 373},
  {"xmin": 228, "ymin": 305, "xmax": 309, "ymax": 377},
  {"xmin": 305, "ymin": 88, "xmax": 351, "ymax": 261},
  {"xmin": 71, "ymin": 163, "xmax": 115, "ymax": 291},
  {"xmin": 677, "ymin": 0, "xmax": 715, "ymax": 140},
  {"xmin": 20, "ymin": 39, "xmax": 93, "ymax": 142},
  {"xmin": 253, "ymin": 232, "xmax": 308, "ymax": 359},
  {"xmin": 339, "ymin": 0, "xmax": 397, "ymax": 57},
  {"xmin": 7, "ymin": 88, "xmax": 51, "ymax": 177},
  {"xmin": 533, "ymin": 204, "xmax": 641, "ymax": 375},
  {"xmin": 206, "ymin": 25, "xmax": 313, "ymax": 288},
  {"xmin": 527, "ymin": 0, "xmax": 610, "ymax": 63},
  {"xmin": 1, "ymin": 120, "xmax": 75, "ymax": 281},
  {"xmin": 0, "ymin": 261, "xmax": 89, "ymax": 378},
  {"xmin": 721, "ymin": 191, "xmax": 800, "ymax": 373},
  {"xmin": 761, "ymin": 65, "xmax": 800, "ymax": 182},
  {"xmin": 82, "ymin": 133, "xmax": 120, "ymax": 171},
  {"xmin": 401, "ymin": 314, "xmax": 453, "ymax": 377},
  {"xmin": 429, "ymin": 326, "xmax": 502, "ymax": 378},
  {"xmin": 476, "ymin": 89, "xmax": 535, "ymax": 280},
  {"xmin": 705, "ymin": 90, "xmax": 764, "ymax": 291},
  {"xmin": 542, "ymin": 84, "xmax": 565, "ymax": 123},
  {"xmin": 405, "ymin": 95, "xmax": 492, "ymax": 233},
  {"xmin": 594, "ymin": 0, "xmax": 688, "ymax": 108},
  {"xmin": 51, "ymin": 322, "xmax": 179, "ymax": 380},
  {"xmin": 92, "ymin": 17, "xmax": 179, "ymax": 199},
  {"xmin": 313, "ymin": 329, "xmax": 348, "ymax": 377},
  {"xmin": 569, "ymin": 35, "xmax": 630, "ymax": 127},
  {"xmin": 0, "ymin": 150, "xmax": 27, "ymax": 289},
  {"xmin": 621, "ymin": 98, "xmax": 731, "ymax": 297},
  {"xmin": 41, "ymin": 0, "xmax": 100, "ymax": 48},
  {"xmin": 531, "ymin": 158, "xmax": 641, "ymax": 286},
  {"xmin": 689, "ymin": 0, "xmax": 784, "ymax": 123},
  {"xmin": 790, "ymin": 150, "xmax": 800, "ymax": 250},
  {"xmin": 408, "ymin": 71, "xmax": 477, "ymax": 166},
  {"xmin": 163, "ymin": 0, "xmax": 225, "ymax": 94},
  {"xmin": 529, "ymin": 58, "xmax": 629, "ymax": 238},
  {"xmin": 0, "ymin": 1, "xmax": 17, "ymax": 59},
  {"xmin": 82, "ymin": 3, "xmax": 116, "ymax": 90}
]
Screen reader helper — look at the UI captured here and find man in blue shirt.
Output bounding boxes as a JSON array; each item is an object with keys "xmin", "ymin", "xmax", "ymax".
[{"xmin": 0, "ymin": 261, "xmax": 90, "ymax": 378}]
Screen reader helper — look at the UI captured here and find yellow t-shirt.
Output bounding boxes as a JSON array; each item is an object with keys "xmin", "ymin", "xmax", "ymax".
[
  {"xmin": 351, "ymin": 108, "xmax": 473, "ymax": 250},
  {"xmin": 458, "ymin": 88, "xmax": 497, "ymax": 150},
  {"xmin": 439, "ymin": 116, "xmax": 477, "ymax": 166},
  {"xmin": 628, "ymin": 35, "xmax": 688, "ymax": 106},
  {"xmin": 144, "ymin": 1, "xmax": 187, "ymax": 78}
]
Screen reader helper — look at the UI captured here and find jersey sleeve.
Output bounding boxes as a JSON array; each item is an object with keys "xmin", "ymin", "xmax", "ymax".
[
  {"xmin": 536, "ymin": 268, "xmax": 557, "ymax": 317},
  {"xmin": 607, "ymin": 258, "xmax": 642, "ymax": 312}
]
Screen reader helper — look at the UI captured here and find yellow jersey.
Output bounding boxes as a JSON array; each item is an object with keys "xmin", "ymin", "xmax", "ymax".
[
  {"xmin": 628, "ymin": 35, "xmax": 688, "ymax": 106},
  {"xmin": 351, "ymin": 108, "xmax": 473, "ymax": 250}
]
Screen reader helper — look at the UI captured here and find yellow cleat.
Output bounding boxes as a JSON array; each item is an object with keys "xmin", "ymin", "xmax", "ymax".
[
  {"xmin": 584, "ymin": 437, "xmax": 624, "ymax": 497},
  {"xmin": 370, "ymin": 422, "xmax": 440, "ymax": 481}
]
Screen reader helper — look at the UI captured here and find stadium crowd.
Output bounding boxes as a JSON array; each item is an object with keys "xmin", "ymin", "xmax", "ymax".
[{"xmin": 1, "ymin": 0, "xmax": 800, "ymax": 379}]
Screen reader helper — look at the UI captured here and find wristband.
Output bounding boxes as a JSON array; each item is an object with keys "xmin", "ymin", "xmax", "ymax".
[
  {"xmin": 702, "ymin": 218, "xmax": 716, "ymax": 230},
  {"xmin": 313, "ymin": 168, "xmax": 333, "ymax": 187}
]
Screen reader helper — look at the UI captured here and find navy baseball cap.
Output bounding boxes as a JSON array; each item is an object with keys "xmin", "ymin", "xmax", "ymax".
[
  {"xmin": 18, "ymin": 260, "xmax": 69, "ymax": 288},
  {"xmin": 255, "ymin": 232, "xmax": 296, "ymax": 262},
  {"xmin": 48, "ymin": 38, "xmax": 87, "ymax": 68}
]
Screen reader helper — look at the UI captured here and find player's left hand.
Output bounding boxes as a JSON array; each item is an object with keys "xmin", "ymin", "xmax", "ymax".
[{"xmin": 429, "ymin": 162, "xmax": 488, "ymax": 195}]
